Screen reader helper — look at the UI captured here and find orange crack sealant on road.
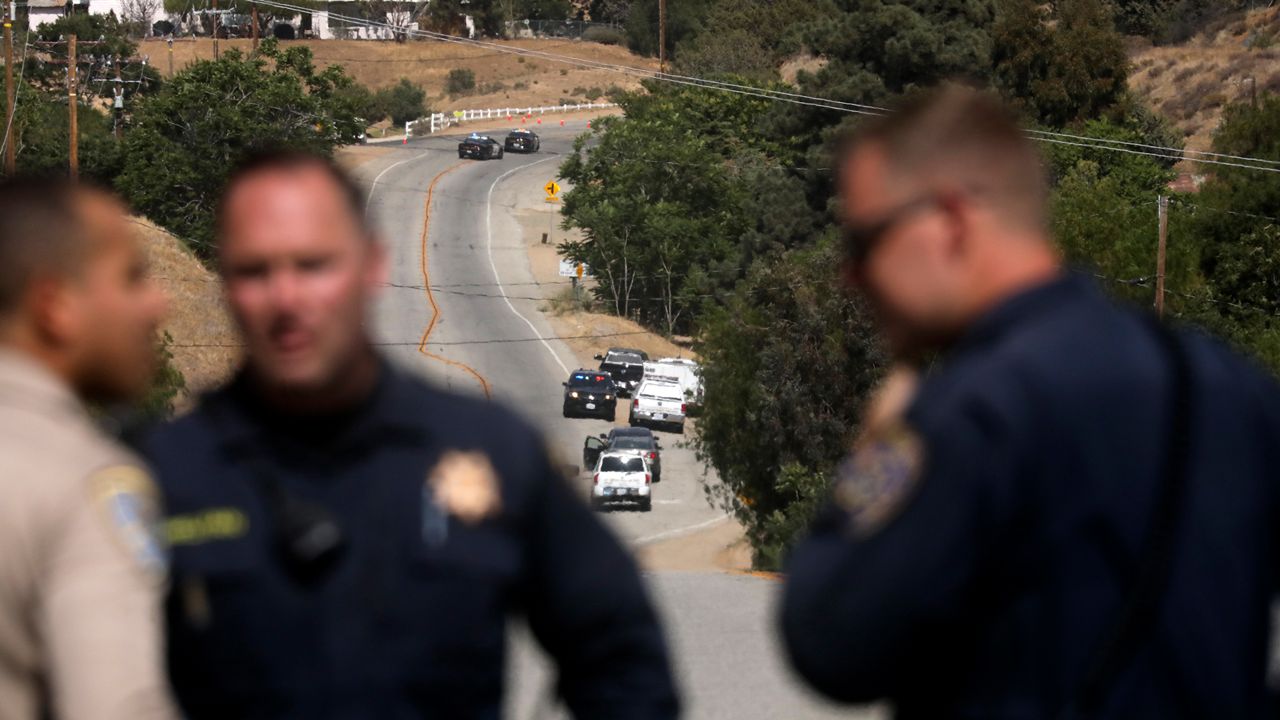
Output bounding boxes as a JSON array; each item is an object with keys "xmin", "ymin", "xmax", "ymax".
[{"xmin": 417, "ymin": 161, "xmax": 493, "ymax": 399}]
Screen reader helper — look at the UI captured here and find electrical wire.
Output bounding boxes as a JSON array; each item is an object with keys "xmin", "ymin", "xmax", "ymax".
[{"xmin": 246, "ymin": 0, "xmax": 1280, "ymax": 174}]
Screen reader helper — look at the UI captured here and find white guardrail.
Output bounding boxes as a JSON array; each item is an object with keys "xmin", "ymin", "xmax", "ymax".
[{"xmin": 399, "ymin": 102, "xmax": 616, "ymax": 142}]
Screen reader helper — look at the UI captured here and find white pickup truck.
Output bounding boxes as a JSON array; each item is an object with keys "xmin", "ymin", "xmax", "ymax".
[
  {"xmin": 629, "ymin": 378, "xmax": 687, "ymax": 433},
  {"xmin": 591, "ymin": 451, "xmax": 652, "ymax": 511},
  {"xmin": 644, "ymin": 358, "xmax": 703, "ymax": 409}
]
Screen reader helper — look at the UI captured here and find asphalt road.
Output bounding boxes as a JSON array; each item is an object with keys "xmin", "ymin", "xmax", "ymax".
[{"xmin": 358, "ymin": 125, "xmax": 877, "ymax": 720}]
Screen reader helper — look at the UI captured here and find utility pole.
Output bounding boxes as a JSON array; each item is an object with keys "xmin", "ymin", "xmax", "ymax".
[
  {"xmin": 251, "ymin": 3, "xmax": 259, "ymax": 52},
  {"xmin": 68, "ymin": 34, "xmax": 77, "ymax": 180},
  {"xmin": 212, "ymin": 0, "xmax": 220, "ymax": 60},
  {"xmin": 112, "ymin": 55, "xmax": 123, "ymax": 141},
  {"xmin": 3, "ymin": 7, "xmax": 15, "ymax": 175},
  {"xmin": 1155, "ymin": 195, "xmax": 1168, "ymax": 318},
  {"xmin": 657, "ymin": 0, "xmax": 666, "ymax": 73}
]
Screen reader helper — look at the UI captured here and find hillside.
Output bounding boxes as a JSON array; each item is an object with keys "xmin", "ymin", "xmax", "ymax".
[
  {"xmin": 1128, "ymin": 6, "xmax": 1280, "ymax": 155},
  {"xmin": 138, "ymin": 37, "xmax": 653, "ymax": 111},
  {"xmin": 134, "ymin": 218, "xmax": 240, "ymax": 400}
]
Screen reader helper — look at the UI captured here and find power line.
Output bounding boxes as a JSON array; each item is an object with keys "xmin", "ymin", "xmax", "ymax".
[{"xmin": 246, "ymin": 0, "xmax": 1280, "ymax": 174}]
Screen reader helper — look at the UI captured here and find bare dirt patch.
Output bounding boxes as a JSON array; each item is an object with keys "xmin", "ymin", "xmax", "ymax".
[
  {"xmin": 140, "ymin": 37, "xmax": 653, "ymax": 109},
  {"xmin": 135, "ymin": 218, "xmax": 239, "ymax": 401},
  {"xmin": 1128, "ymin": 6, "xmax": 1280, "ymax": 156}
]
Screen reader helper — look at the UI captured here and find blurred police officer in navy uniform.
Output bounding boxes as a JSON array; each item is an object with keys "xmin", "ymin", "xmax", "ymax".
[
  {"xmin": 780, "ymin": 86, "xmax": 1280, "ymax": 718},
  {"xmin": 143, "ymin": 152, "xmax": 679, "ymax": 719}
]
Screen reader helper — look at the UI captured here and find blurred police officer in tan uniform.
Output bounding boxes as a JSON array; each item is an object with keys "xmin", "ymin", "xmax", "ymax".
[{"xmin": 0, "ymin": 177, "xmax": 177, "ymax": 720}]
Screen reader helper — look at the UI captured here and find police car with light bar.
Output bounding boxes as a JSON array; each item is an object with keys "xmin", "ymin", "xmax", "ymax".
[{"xmin": 561, "ymin": 369, "xmax": 618, "ymax": 419}]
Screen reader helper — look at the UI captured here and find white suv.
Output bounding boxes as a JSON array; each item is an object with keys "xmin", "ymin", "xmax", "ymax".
[{"xmin": 591, "ymin": 451, "xmax": 652, "ymax": 512}]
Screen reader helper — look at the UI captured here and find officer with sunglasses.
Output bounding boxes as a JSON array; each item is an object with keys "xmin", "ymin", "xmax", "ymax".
[
  {"xmin": 780, "ymin": 87, "xmax": 1280, "ymax": 717},
  {"xmin": 143, "ymin": 152, "xmax": 679, "ymax": 719}
]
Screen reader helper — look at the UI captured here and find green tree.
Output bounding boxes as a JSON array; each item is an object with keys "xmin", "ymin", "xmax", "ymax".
[
  {"xmin": 673, "ymin": 0, "xmax": 838, "ymax": 79},
  {"xmin": 693, "ymin": 239, "xmax": 886, "ymax": 569},
  {"xmin": 376, "ymin": 78, "xmax": 427, "ymax": 124},
  {"xmin": 624, "ymin": 0, "xmax": 715, "ymax": 58},
  {"xmin": 1185, "ymin": 96, "xmax": 1280, "ymax": 371},
  {"xmin": 521, "ymin": 0, "xmax": 573, "ymax": 20},
  {"xmin": 993, "ymin": 0, "xmax": 1129, "ymax": 127},
  {"xmin": 116, "ymin": 41, "xmax": 363, "ymax": 259},
  {"xmin": 558, "ymin": 81, "xmax": 789, "ymax": 334},
  {"xmin": 11, "ymin": 81, "xmax": 124, "ymax": 184}
]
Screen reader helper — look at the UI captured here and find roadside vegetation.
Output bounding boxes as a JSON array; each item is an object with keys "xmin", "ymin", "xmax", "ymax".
[{"xmin": 560, "ymin": 0, "xmax": 1280, "ymax": 569}]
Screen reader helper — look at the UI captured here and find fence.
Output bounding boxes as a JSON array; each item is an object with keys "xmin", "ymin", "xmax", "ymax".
[{"xmin": 406, "ymin": 102, "xmax": 616, "ymax": 139}]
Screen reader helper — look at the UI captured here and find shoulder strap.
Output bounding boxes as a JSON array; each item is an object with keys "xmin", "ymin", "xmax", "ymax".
[{"xmin": 1067, "ymin": 318, "xmax": 1195, "ymax": 717}]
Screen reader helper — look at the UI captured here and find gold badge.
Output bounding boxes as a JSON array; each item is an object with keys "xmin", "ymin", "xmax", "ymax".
[
  {"xmin": 428, "ymin": 451, "xmax": 502, "ymax": 524},
  {"xmin": 833, "ymin": 423, "xmax": 925, "ymax": 537}
]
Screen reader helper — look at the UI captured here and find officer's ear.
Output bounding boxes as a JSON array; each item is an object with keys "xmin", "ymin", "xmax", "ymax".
[
  {"xmin": 25, "ymin": 271, "xmax": 86, "ymax": 350},
  {"xmin": 937, "ymin": 191, "xmax": 975, "ymax": 264}
]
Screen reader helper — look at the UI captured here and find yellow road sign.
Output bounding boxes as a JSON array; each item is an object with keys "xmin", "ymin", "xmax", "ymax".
[{"xmin": 544, "ymin": 180, "xmax": 560, "ymax": 197}]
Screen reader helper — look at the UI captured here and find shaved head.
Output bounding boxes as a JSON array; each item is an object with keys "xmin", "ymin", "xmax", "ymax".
[{"xmin": 0, "ymin": 178, "xmax": 95, "ymax": 319}]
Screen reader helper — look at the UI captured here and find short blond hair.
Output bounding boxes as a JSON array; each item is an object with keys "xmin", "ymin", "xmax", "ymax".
[{"xmin": 839, "ymin": 85, "xmax": 1049, "ymax": 228}]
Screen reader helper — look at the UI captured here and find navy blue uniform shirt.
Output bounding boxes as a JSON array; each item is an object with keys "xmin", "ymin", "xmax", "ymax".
[
  {"xmin": 782, "ymin": 274, "xmax": 1280, "ymax": 718},
  {"xmin": 145, "ymin": 362, "xmax": 679, "ymax": 719}
]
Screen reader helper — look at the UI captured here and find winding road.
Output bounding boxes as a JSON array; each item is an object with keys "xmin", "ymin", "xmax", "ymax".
[{"xmin": 356, "ymin": 123, "xmax": 875, "ymax": 720}]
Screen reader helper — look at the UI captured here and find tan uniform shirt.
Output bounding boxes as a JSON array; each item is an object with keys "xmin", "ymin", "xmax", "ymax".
[{"xmin": 0, "ymin": 350, "xmax": 177, "ymax": 720}]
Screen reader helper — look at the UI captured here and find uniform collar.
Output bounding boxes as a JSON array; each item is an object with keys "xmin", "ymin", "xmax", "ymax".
[
  {"xmin": 209, "ymin": 357, "xmax": 431, "ymax": 455},
  {"xmin": 0, "ymin": 348, "xmax": 87, "ymax": 422},
  {"xmin": 951, "ymin": 271, "xmax": 1095, "ymax": 355}
]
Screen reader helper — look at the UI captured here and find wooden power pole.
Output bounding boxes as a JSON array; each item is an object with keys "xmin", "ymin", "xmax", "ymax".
[
  {"xmin": 658, "ymin": 0, "xmax": 666, "ymax": 72},
  {"xmin": 3, "ymin": 8, "xmax": 15, "ymax": 175},
  {"xmin": 1155, "ymin": 195, "xmax": 1169, "ymax": 318},
  {"xmin": 212, "ymin": 0, "xmax": 220, "ymax": 60},
  {"xmin": 68, "ymin": 34, "xmax": 77, "ymax": 180},
  {"xmin": 251, "ymin": 3, "xmax": 259, "ymax": 52},
  {"xmin": 112, "ymin": 55, "xmax": 123, "ymax": 141}
]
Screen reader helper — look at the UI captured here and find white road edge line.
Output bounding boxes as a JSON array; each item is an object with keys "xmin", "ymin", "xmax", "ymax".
[
  {"xmin": 365, "ymin": 150, "xmax": 430, "ymax": 210},
  {"xmin": 633, "ymin": 514, "xmax": 731, "ymax": 546},
  {"xmin": 485, "ymin": 156, "xmax": 573, "ymax": 376}
]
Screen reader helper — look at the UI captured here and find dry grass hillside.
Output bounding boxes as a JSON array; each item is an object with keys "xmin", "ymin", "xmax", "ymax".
[
  {"xmin": 1129, "ymin": 6, "xmax": 1280, "ymax": 154},
  {"xmin": 134, "ymin": 218, "xmax": 240, "ymax": 400},
  {"xmin": 138, "ymin": 37, "xmax": 653, "ymax": 111}
]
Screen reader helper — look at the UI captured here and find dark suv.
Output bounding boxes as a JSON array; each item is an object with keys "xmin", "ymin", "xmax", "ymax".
[
  {"xmin": 595, "ymin": 348, "xmax": 648, "ymax": 397},
  {"xmin": 561, "ymin": 370, "xmax": 618, "ymax": 419},
  {"xmin": 583, "ymin": 426, "xmax": 662, "ymax": 483}
]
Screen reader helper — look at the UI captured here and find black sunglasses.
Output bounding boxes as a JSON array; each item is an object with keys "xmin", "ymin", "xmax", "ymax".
[{"xmin": 841, "ymin": 196, "xmax": 940, "ymax": 267}]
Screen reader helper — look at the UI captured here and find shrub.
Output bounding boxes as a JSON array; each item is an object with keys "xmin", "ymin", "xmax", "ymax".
[
  {"xmin": 445, "ymin": 67, "xmax": 476, "ymax": 95},
  {"xmin": 559, "ymin": 68, "xmax": 569, "ymax": 76},
  {"xmin": 584, "ymin": 86, "xmax": 603, "ymax": 101},
  {"xmin": 513, "ymin": 80, "xmax": 529, "ymax": 90},
  {"xmin": 376, "ymin": 78, "xmax": 427, "ymax": 125},
  {"xmin": 583, "ymin": 25, "xmax": 625, "ymax": 45}
]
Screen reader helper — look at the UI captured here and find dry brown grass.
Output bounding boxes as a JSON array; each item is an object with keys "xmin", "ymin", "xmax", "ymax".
[
  {"xmin": 1129, "ymin": 5, "xmax": 1280, "ymax": 153},
  {"xmin": 138, "ymin": 37, "xmax": 653, "ymax": 109},
  {"xmin": 134, "ymin": 217, "xmax": 240, "ymax": 400}
]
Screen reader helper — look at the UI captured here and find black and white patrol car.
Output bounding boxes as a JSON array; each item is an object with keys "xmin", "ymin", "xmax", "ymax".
[
  {"xmin": 504, "ymin": 129, "xmax": 541, "ymax": 153},
  {"xmin": 458, "ymin": 134, "xmax": 504, "ymax": 160}
]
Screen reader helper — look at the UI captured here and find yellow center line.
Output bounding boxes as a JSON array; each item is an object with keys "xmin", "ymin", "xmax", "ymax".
[{"xmin": 417, "ymin": 161, "xmax": 493, "ymax": 399}]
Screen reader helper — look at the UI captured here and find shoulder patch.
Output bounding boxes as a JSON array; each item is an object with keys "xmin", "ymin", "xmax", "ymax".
[
  {"xmin": 833, "ymin": 423, "xmax": 925, "ymax": 538},
  {"xmin": 428, "ymin": 451, "xmax": 502, "ymax": 525},
  {"xmin": 91, "ymin": 465, "xmax": 167, "ymax": 576}
]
